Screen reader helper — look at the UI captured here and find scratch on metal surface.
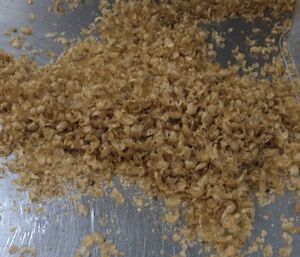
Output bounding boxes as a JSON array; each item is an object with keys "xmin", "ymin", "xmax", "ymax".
[
  {"xmin": 20, "ymin": 232, "xmax": 27, "ymax": 245},
  {"xmin": 54, "ymin": 232, "xmax": 63, "ymax": 257},
  {"xmin": 142, "ymin": 220, "xmax": 147, "ymax": 257},
  {"xmin": 28, "ymin": 221, "xmax": 36, "ymax": 244},
  {"xmin": 3, "ymin": 233, "xmax": 16, "ymax": 256}
]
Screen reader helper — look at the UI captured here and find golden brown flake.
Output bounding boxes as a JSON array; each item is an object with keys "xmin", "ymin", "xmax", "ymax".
[
  {"xmin": 279, "ymin": 247, "xmax": 292, "ymax": 257},
  {"xmin": 10, "ymin": 36, "xmax": 24, "ymax": 49},
  {"xmin": 132, "ymin": 196, "xmax": 143, "ymax": 208},
  {"xmin": 76, "ymin": 202, "xmax": 89, "ymax": 217},
  {"xmin": 8, "ymin": 245, "xmax": 19, "ymax": 255},
  {"xmin": 111, "ymin": 189, "xmax": 125, "ymax": 205},
  {"xmin": 263, "ymin": 244, "xmax": 273, "ymax": 257},
  {"xmin": 165, "ymin": 195, "xmax": 182, "ymax": 209},
  {"xmin": 165, "ymin": 210, "xmax": 179, "ymax": 224},
  {"xmin": 20, "ymin": 26, "xmax": 33, "ymax": 36},
  {"xmin": 18, "ymin": 246, "xmax": 37, "ymax": 257},
  {"xmin": 75, "ymin": 232, "xmax": 121, "ymax": 257}
]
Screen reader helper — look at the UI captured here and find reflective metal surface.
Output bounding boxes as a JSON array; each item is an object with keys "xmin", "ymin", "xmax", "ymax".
[
  {"xmin": 289, "ymin": 0, "xmax": 300, "ymax": 76},
  {"xmin": 0, "ymin": 1, "xmax": 300, "ymax": 257}
]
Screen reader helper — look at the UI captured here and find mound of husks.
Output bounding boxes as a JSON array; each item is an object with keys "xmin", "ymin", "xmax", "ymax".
[{"xmin": 0, "ymin": 1, "xmax": 300, "ymax": 256}]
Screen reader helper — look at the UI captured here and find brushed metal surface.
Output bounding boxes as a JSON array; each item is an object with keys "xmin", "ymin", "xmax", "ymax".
[
  {"xmin": 0, "ymin": 1, "xmax": 299, "ymax": 257},
  {"xmin": 289, "ymin": 0, "xmax": 300, "ymax": 76}
]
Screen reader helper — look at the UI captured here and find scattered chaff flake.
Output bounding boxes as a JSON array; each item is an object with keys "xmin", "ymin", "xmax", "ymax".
[
  {"xmin": 76, "ymin": 202, "xmax": 89, "ymax": 217},
  {"xmin": 8, "ymin": 245, "xmax": 19, "ymax": 255},
  {"xmin": 111, "ymin": 189, "xmax": 125, "ymax": 205},
  {"xmin": 3, "ymin": 27, "xmax": 18, "ymax": 36},
  {"xmin": 20, "ymin": 26, "xmax": 33, "ymax": 36},
  {"xmin": 263, "ymin": 244, "xmax": 273, "ymax": 257},
  {"xmin": 10, "ymin": 36, "xmax": 24, "ymax": 49},
  {"xmin": 75, "ymin": 232, "xmax": 122, "ymax": 257},
  {"xmin": 45, "ymin": 32, "xmax": 58, "ymax": 38}
]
